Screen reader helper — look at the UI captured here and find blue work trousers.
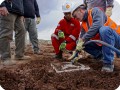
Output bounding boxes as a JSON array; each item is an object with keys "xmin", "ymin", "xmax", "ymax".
[{"xmin": 84, "ymin": 26, "xmax": 120, "ymax": 65}]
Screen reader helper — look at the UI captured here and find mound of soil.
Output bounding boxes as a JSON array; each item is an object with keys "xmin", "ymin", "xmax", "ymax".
[{"xmin": 0, "ymin": 40, "xmax": 120, "ymax": 90}]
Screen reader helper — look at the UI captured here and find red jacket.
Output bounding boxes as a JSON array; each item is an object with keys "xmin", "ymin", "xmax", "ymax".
[{"xmin": 54, "ymin": 17, "xmax": 80, "ymax": 43}]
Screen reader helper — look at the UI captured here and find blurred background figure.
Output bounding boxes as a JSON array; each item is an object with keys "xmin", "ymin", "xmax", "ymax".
[
  {"xmin": 23, "ymin": 0, "xmax": 42, "ymax": 55},
  {"xmin": 83, "ymin": 0, "xmax": 114, "ymax": 17}
]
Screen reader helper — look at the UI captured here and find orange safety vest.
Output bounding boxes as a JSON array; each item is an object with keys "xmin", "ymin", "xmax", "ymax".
[{"xmin": 81, "ymin": 9, "xmax": 120, "ymax": 40}]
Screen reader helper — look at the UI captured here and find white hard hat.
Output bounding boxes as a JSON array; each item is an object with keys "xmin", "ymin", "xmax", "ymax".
[
  {"xmin": 62, "ymin": 1, "xmax": 74, "ymax": 13},
  {"xmin": 72, "ymin": 3, "xmax": 80, "ymax": 13},
  {"xmin": 71, "ymin": 1, "xmax": 85, "ymax": 14}
]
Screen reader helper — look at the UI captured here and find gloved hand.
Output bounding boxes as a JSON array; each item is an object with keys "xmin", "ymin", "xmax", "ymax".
[
  {"xmin": 58, "ymin": 31, "xmax": 65, "ymax": 38},
  {"xmin": 59, "ymin": 42, "xmax": 66, "ymax": 51},
  {"xmin": 105, "ymin": 7, "xmax": 112, "ymax": 17},
  {"xmin": 71, "ymin": 57, "xmax": 80, "ymax": 64},
  {"xmin": 76, "ymin": 39, "xmax": 84, "ymax": 51},
  {"xmin": 36, "ymin": 17, "xmax": 41, "ymax": 24},
  {"xmin": 68, "ymin": 51, "xmax": 78, "ymax": 60}
]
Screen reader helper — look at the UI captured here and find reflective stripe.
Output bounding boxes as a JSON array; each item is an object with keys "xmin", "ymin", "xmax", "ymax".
[
  {"xmin": 69, "ymin": 35, "xmax": 76, "ymax": 41},
  {"xmin": 51, "ymin": 34, "xmax": 59, "ymax": 40},
  {"xmin": 88, "ymin": 10, "xmax": 93, "ymax": 26}
]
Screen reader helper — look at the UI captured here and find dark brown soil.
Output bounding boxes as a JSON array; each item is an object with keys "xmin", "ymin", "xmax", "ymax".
[{"xmin": 0, "ymin": 40, "xmax": 120, "ymax": 90}]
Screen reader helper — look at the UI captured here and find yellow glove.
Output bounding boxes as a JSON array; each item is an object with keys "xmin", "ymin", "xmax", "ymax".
[
  {"xmin": 71, "ymin": 57, "xmax": 79, "ymax": 64},
  {"xmin": 105, "ymin": 7, "xmax": 112, "ymax": 17},
  {"xmin": 36, "ymin": 17, "xmax": 41, "ymax": 24},
  {"xmin": 76, "ymin": 39, "xmax": 84, "ymax": 51},
  {"xmin": 68, "ymin": 51, "xmax": 78, "ymax": 60}
]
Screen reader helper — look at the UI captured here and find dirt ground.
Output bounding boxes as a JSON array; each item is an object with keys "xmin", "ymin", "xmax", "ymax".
[{"xmin": 0, "ymin": 40, "xmax": 120, "ymax": 90}]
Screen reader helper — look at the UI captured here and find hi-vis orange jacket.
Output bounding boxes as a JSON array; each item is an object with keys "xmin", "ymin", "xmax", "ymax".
[{"xmin": 81, "ymin": 9, "xmax": 120, "ymax": 40}]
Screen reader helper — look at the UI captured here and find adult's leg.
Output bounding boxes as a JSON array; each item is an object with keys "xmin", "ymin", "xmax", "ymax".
[
  {"xmin": 99, "ymin": 26, "xmax": 120, "ymax": 65},
  {"xmin": 14, "ymin": 16, "xmax": 25, "ymax": 57},
  {"xmin": 66, "ymin": 41, "xmax": 76, "ymax": 52},
  {"xmin": 99, "ymin": 26, "xmax": 120, "ymax": 72},
  {"xmin": 25, "ymin": 18, "xmax": 39, "ymax": 52},
  {"xmin": 0, "ymin": 13, "xmax": 16, "ymax": 60}
]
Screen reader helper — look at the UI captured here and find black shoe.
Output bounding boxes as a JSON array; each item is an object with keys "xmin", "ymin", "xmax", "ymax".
[
  {"xmin": 34, "ymin": 50, "xmax": 43, "ymax": 55},
  {"xmin": 54, "ymin": 51, "xmax": 63, "ymax": 59},
  {"xmin": 94, "ymin": 54, "xmax": 103, "ymax": 61},
  {"xmin": 54, "ymin": 54, "xmax": 62, "ymax": 59},
  {"xmin": 101, "ymin": 64, "xmax": 114, "ymax": 72},
  {"xmin": 1, "ymin": 59, "xmax": 16, "ymax": 66},
  {"xmin": 15, "ymin": 55, "xmax": 31, "ymax": 60}
]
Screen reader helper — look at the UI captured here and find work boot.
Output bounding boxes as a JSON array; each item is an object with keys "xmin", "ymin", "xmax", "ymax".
[
  {"xmin": 1, "ymin": 59, "xmax": 16, "ymax": 66},
  {"xmin": 54, "ymin": 51, "xmax": 63, "ymax": 59},
  {"xmin": 34, "ymin": 50, "xmax": 43, "ymax": 55},
  {"xmin": 101, "ymin": 64, "xmax": 114, "ymax": 72},
  {"xmin": 54, "ymin": 54, "xmax": 62, "ymax": 59},
  {"xmin": 94, "ymin": 54, "xmax": 103, "ymax": 62},
  {"xmin": 15, "ymin": 55, "xmax": 31, "ymax": 60}
]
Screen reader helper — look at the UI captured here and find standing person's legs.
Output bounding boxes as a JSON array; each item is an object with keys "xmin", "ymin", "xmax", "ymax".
[
  {"xmin": 99, "ymin": 26, "xmax": 120, "ymax": 72},
  {"xmin": 14, "ymin": 16, "xmax": 26, "ymax": 58},
  {"xmin": 25, "ymin": 18, "xmax": 39, "ymax": 53},
  {"xmin": 0, "ymin": 13, "xmax": 16, "ymax": 60}
]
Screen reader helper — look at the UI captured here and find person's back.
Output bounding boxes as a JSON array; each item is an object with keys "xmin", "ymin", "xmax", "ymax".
[{"xmin": 23, "ymin": 0, "xmax": 40, "ymax": 18}]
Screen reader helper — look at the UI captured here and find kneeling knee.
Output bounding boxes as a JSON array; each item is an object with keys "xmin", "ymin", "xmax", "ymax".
[{"xmin": 99, "ymin": 26, "xmax": 111, "ymax": 35}]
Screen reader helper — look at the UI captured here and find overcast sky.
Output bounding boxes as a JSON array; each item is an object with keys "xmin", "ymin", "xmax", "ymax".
[
  {"xmin": 0, "ymin": 0, "xmax": 120, "ymax": 40},
  {"xmin": 36, "ymin": 0, "xmax": 120, "ymax": 40},
  {"xmin": 36, "ymin": 0, "xmax": 83, "ymax": 40}
]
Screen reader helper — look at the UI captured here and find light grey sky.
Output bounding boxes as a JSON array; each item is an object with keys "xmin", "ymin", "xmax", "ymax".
[
  {"xmin": 36, "ymin": 0, "xmax": 83, "ymax": 40},
  {"xmin": 36, "ymin": 0, "xmax": 120, "ymax": 40},
  {"xmin": 0, "ymin": 0, "xmax": 120, "ymax": 40}
]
